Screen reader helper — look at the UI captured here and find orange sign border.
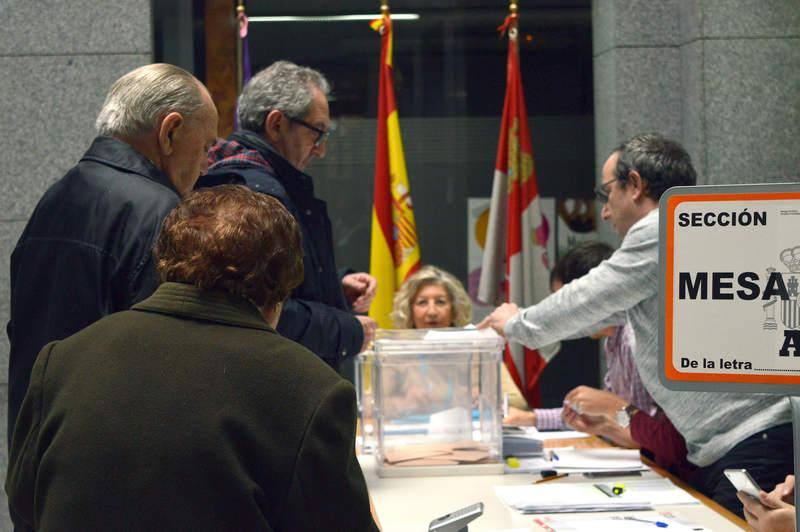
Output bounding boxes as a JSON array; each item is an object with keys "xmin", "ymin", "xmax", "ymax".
[{"xmin": 664, "ymin": 191, "xmax": 800, "ymax": 384}]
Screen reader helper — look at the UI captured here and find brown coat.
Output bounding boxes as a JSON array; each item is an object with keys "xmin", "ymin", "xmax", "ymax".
[{"xmin": 6, "ymin": 282, "xmax": 377, "ymax": 531}]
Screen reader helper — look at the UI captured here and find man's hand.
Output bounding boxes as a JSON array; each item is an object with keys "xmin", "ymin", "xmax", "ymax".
[
  {"xmin": 503, "ymin": 406, "xmax": 536, "ymax": 426},
  {"xmin": 355, "ymin": 315, "xmax": 377, "ymax": 352},
  {"xmin": 563, "ymin": 386, "xmax": 627, "ymax": 418},
  {"xmin": 342, "ymin": 273, "xmax": 377, "ymax": 313},
  {"xmin": 561, "ymin": 408, "xmax": 610, "ymax": 435},
  {"xmin": 738, "ymin": 489, "xmax": 796, "ymax": 532},
  {"xmin": 477, "ymin": 303, "xmax": 520, "ymax": 337},
  {"xmin": 773, "ymin": 474, "xmax": 795, "ymax": 504}
]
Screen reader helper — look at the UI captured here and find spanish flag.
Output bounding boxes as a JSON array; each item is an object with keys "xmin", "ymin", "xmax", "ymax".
[
  {"xmin": 369, "ymin": 14, "xmax": 421, "ymax": 328},
  {"xmin": 478, "ymin": 13, "xmax": 551, "ymax": 406}
]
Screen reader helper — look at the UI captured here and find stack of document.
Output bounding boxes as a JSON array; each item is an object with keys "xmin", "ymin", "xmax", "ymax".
[
  {"xmin": 550, "ymin": 449, "xmax": 648, "ymax": 472},
  {"xmin": 505, "ymin": 448, "xmax": 649, "ymax": 474},
  {"xmin": 494, "ymin": 478, "xmax": 699, "ymax": 514},
  {"xmin": 503, "ymin": 434, "xmax": 544, "ymax": 457}
]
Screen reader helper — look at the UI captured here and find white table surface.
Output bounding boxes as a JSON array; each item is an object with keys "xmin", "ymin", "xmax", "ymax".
[{"xmin": 360, "ymin": 455, "xmax": 746, "ymax": 531}]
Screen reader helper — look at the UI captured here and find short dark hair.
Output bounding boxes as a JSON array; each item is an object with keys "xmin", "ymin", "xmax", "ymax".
[
  {"xmin": 154, "ymin": 185, "xmax": 303, "ymax": 308},
  {"xmin": 615, "ymin": 133, "xmax": 697, "ymax": 201},
  {"xmin": 550, "ymin": 241, "xmax": 614, "ymax": 286}
]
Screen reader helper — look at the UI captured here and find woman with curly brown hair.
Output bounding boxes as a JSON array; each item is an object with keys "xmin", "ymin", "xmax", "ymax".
[{"xmin": 7, "ymin": 185, "xmax": 379, "ymax": 531}]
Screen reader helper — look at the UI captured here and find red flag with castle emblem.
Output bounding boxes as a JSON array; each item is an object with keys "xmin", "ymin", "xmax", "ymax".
[{"xmin": 478, "ymin": 13, "xmax": 550, "ymax": 407}]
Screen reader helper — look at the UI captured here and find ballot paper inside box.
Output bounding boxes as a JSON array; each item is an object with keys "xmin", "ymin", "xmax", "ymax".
[{"xmin": 364, "ymin": 328, "xmax": 505, "ymax": 477}]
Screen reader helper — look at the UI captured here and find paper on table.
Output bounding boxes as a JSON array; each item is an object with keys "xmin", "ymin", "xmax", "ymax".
[
  {"xmin": 494, "ymin": 478, "xmax": 698, "ymax": 514},
  {"xmin": 525, "ymin": 426, "xmax": 590, "ymax": 440},
  {"xmin": 550, "ymin": 448, "xmax": 647, "ymax": 471},
  {"xmin": 504, "ymin": 456, "xmax": 552, "ymax": 474},
  {"xmin": 533, "ymin": 514, "xmax": 701, "ymax": 531}
]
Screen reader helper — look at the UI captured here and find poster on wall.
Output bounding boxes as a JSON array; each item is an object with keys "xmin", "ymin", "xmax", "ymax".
[
  {"xmin": 466, "ymin": 197, "xmax": 556, "ymax": 323},
  {"xmin": 660, "ymin": 184, "xmax": 800, "ymax": 394},
  {"xmin": 555, "ymin": 198, "xmax": 600, "ymax": 259}
]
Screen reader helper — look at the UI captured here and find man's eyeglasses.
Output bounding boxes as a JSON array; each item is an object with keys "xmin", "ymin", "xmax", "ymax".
[
  {"xmin": 593, "ymin": 177, "xmax": 619, "ymax": 203},
  {"xmin": 289, "ymin": 117, "xmax": 331, "ymax": 148}
]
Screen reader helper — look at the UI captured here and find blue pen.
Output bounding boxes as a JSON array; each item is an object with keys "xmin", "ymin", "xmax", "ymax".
[
  {"xmin": 550, "ymin": 451, "xmax": 559, "ymax": 461},
  {"xmin": 623, "ymin": 516, "xmax": 669, "ymax": 528}
]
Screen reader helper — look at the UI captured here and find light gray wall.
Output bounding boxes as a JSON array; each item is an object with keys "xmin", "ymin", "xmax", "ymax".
[
  {"xmin": 592, "ymin": 0, "xmax": 800, "ymax": 187},
  {"xmin": 0, "ymin": 1, "xmax": 152, "ymax": 527}
]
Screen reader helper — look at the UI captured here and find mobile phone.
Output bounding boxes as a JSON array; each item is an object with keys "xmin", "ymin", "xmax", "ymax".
[
  {"xmin": 724, "ymin": 468, "xmax": 763, "ymax": 498},
  {"xmin": 428, "ymin": 502, "xmax": 484, "ymax": 532}
]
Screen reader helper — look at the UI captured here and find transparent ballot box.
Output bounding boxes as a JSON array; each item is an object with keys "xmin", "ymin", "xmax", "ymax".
[{"xmin": 358, "ymin": 328, "xmax": 504, "ymax": 477}]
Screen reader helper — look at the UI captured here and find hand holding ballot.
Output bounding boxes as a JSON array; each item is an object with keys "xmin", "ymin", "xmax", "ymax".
[
  {"xmin": 477, "ymin": 302, "xmax": 519, "ymax": 336},
  {"xmin": 564, "ymin": 386, "xmax": 627, "ymax": 418}
]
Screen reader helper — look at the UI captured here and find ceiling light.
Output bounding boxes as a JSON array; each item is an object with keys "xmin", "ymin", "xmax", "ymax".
[{"xmin": 248, "ymin": 14, "xmax": 420, "ymax": 23}]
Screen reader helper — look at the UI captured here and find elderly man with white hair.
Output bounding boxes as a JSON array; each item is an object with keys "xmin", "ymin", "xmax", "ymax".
[{"xmin": 6, "ymin": 63, "xmax": 219, "ymax": 440}]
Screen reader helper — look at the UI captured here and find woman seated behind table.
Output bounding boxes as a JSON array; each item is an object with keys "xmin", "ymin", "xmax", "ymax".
[
  {"xmin": 6, "ymin": 185, "xmax": 379, "ymax": 531},
  {"xmin": 387, "ymin": 265, "xmax": 527, "ymax": 415}
]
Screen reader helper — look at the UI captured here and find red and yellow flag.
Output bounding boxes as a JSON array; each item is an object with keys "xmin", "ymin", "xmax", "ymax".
[
  {"xmin": 478, "ymin": 14, "xmax": 551, "ymax": 406},
  {"xmin": 369, "ymin": 14, "xmax": 421, "ymax": 328}
]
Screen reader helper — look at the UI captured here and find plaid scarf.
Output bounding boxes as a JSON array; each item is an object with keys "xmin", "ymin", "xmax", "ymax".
[{"xmin": 207, "ymin": 135, "xmax": 274, "ymax": 174}]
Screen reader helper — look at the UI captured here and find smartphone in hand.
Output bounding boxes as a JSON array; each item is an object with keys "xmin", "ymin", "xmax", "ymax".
[{"xmin": 724, "ymin": 468, "xmax": 763, "ymax": 498}]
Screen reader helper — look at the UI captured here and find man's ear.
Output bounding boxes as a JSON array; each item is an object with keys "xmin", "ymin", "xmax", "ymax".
[
  {"xmin": 628, "ymin": 170, "xmax": 647, "ymax": 201},
  {"xmin": 264, "ymin": 110, "xmax": 284, "ymax": 144},
  {"xmin": 157, "ymin": 112, "xmax": 184, "ymax": 155}
]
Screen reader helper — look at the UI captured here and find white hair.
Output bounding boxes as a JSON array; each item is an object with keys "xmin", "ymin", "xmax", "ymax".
[
  {"xmin": 95, "ymin": 63, "xmax": 206, "ymax": 138},
  {"xmin": 237, "ymin": 60, "xmax": 330, "ymax": 132}
]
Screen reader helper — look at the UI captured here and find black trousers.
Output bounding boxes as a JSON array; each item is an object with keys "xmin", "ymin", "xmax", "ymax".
[{"xmin": 690, "ymin": 423, "xmax": 793, "ymax": 517}]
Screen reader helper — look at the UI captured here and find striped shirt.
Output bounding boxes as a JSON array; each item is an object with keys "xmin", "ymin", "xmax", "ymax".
[
  {"xmin": 506, "ymin": 209, "xmax": 790, "ymax": 466},
  {"xmin": 534, "ymin": 323, "xmax": 657, "ymax": 430}
]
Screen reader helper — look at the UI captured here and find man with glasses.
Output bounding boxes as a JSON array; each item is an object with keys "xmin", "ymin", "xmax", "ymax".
[
  {"xmin": 200, "ymin": 61, "xmax": 377, "ymax": 369},
  {"xmin": 481, "ymin": 134, "xmax": 793, "ymax": 516}
]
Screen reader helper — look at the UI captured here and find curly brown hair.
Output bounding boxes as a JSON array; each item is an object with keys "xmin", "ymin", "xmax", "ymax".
[{"xmin": 154, "ymin": 185, "xmax": 303, "ymax": 309}]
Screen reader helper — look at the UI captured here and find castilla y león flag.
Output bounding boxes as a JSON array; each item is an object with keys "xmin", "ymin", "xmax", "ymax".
[
  {"xmin": 478, "ymin": 14, "xmax": 551, "ymax": 407},
  {"xmin": 369, "ymin": 14, "xmax": 421, "ymax": 328}
]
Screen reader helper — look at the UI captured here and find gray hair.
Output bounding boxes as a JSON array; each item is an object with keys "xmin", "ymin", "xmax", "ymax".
[
  {"xmin": 95, "ymin": 63, "xmax": 206, "ymax": 138},
  {"xmin": 614, "ymin": 133, "xmax": 697, "ymax": 201},
  {"xmin": 237, "ymin": 60, "xmax": 330, "ymax": 133}
]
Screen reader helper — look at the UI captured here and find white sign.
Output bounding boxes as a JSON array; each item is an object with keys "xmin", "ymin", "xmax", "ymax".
[{"xmin": 660, "ymin": 184, "xmax": 800, "ymax": 393}]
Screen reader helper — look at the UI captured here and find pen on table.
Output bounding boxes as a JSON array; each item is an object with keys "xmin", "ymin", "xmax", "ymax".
[
  {"xmin": 623, "ymin": 516, "xmax": 669, "ymax": 528},
  {"xmin": 534, "ymin": 472, "xmax": 568, "ymax": 484}
]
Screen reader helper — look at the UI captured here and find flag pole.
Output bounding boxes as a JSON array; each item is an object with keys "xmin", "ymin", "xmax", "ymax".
[
  {"xmin": 381, "ymin": 0, "xmax": 389, "ymax": 16},
  {"xmin": 236, "ymin": 1, "xmax": 245, "ymax": 93}
]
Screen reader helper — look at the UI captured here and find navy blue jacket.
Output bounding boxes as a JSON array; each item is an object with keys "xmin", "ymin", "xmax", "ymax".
[
  {"xmin": 7, "ymin": 137, "xmax": 181, "ymax": 441},
  {"xmin": 199, "ymin": 131, "xmax": 363, "ymax": 368}
]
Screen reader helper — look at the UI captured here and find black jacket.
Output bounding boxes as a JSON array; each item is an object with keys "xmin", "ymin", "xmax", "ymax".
[
  {"xmin": 200, "ymin": 131, "xmax": 363, "ymax": 367},
  {"xmin": 6, "ymin": 283, "xmax": 378, "ymax": 531},
  {"xmin": 6, "ymin": 137, "xmax": 180, "ymax": 440}
]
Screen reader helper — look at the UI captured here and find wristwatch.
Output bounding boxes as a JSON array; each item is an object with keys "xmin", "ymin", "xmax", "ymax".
[{"xmin": 615, "ymin": 404, "xmax": 639, "ymax": 429}]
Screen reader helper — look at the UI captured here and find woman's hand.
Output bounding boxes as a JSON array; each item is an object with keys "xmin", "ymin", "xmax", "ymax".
[{"xmin": 503, "ymin": 406, "xmax": 535, "ymax": 426}]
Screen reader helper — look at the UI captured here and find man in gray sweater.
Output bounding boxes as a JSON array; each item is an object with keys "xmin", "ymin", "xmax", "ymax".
[{"xmin": 480, "ymin": 133, "xmax": 792, "ymax": 515}]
